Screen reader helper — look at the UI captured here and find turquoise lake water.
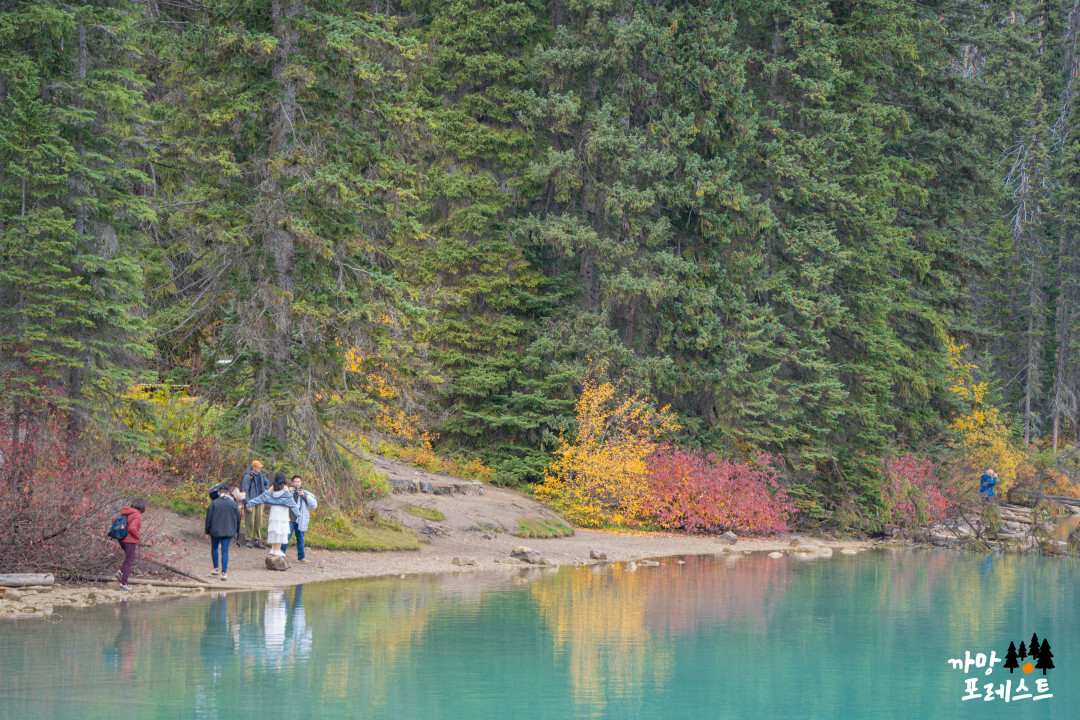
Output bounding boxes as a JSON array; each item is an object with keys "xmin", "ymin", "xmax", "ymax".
[{"xmin": 1, "ymin": 550, "xmax": 1076, "ymax": 719}]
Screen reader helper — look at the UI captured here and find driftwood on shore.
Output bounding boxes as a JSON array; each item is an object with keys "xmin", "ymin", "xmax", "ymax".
[
  {"xmin": 57, "ymin": 570, "xmax": 210, "ymax": 589},
  {"xmin": 141, "ymin": 557, "xmax": 206, "ymax": 584},
  {"xmin": 925, "ymin": 500, "xmax": 1071, "ymax": 554},
  {"xmin": 0, "ymin": 573, "xmax": 55, "ymax": 587}
]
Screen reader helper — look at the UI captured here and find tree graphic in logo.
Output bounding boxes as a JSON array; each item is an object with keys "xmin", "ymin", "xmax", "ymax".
[
  {"xmin": 1037, "ymin": 639, "xmax": 1054, "ymax": 675},
  {"xmin": 1004, "ymin": 642, "xmax": 1019, "ymax": 673},
  {"xmin": 1004, "ymin": 633, "xmax": 1053, "ymax": 676}
]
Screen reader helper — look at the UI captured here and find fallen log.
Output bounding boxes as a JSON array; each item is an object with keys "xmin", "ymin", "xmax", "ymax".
[
  {"xmin": 142, "ymin": 557, "xmax": 206, "ymax": 584},
  {"xmin": 0, "ymin": 573, "xmax": 55, "ymax": 587},
  {"xmin": 57, "ymin": 570, "xmax": 209, "ymax": 589}
]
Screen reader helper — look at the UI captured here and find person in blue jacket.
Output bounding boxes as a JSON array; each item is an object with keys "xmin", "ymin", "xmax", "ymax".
[
  {"xmin": 281, "ymin": 475, "xmax": 318, "ymax": 563},
  {"xmin": 980, "ymin": 469, "xmax": 998, "ymax": 499}
]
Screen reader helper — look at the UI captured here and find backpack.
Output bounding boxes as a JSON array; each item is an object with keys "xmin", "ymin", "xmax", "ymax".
[{"xmin": 108, "ymin": 513, "xmax": 129, "ymax": 540}]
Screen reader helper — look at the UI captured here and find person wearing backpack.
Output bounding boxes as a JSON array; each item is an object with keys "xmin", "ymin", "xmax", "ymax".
[
  {"xmin": 113, "ymin": 498, "xmax": 147, "ymax": 591},
  {"xmin": 205, "ymin": 484, "xmax": 241, "ymax": 581}
]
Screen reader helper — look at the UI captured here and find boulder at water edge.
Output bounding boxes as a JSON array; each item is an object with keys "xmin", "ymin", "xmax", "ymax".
[
  {"xmin": 265, "ymin": 555, "xmax": 290, "ymax": 571},
  {"xmin": 511, "ymin": 546, "xmax": 546, "ymax": 565},
  {"xmin": 717, "ymin": 531, "xmax": 739, "ymax": 545}
]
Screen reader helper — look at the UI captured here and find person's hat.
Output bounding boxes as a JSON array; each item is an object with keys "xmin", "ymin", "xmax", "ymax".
[{"xmin": 251, "ymin": 460, "xmax": 263, "ymax": 470}]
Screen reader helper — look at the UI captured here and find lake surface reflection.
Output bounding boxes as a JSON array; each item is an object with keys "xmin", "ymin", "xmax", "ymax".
[{"xmin": 2, "ymin": 550, "xmax": 1077, "ymax": 719}]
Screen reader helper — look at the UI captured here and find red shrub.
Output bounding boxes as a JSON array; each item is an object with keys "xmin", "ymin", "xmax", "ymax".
[
  {"xmin": 880, "ymin": 453, "xmax": 955, "ymax": 527},
  {"xmin": 642, "ymin": 446, "xmax": 794, "ymax": 534},
  {"xmin": 163, "ymin": 435, "xmax": 238, "ymax": 486},
  {"xmin": 0, "ymin": 411, "xmax": 161, "ymax": 573}
]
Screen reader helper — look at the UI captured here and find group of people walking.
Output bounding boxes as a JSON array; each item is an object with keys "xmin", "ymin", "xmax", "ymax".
[{"xmin": 203, "ymin": 460, "xmax": 318, "ymax": 581}]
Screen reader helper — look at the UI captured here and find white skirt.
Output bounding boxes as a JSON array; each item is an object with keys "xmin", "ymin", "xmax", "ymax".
[
  {"xmin": 267, "ymin": 502, "xmax": 292, "ymax": 544},
  {"xmin": 267, "ymin": 523, "xmax": 290, "ymax": 545}
]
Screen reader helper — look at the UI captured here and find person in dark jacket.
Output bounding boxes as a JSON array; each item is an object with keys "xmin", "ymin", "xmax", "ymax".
[
  {"xmin": 205, "ymin": 485, "xmax": 242, "ymax": 581},
  {"xmin": 114, "ymin": 498, "xmax": 147, "ymax": 591},
  {"xmin": 241, "ymin": 460, "xmax": 269, "ymax": 548},
  {"xmin": 980, "ymin": 469, "xmax": 998, "ymax": 499}
]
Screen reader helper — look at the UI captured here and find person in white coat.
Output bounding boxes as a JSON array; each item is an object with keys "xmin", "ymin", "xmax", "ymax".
[{"xmin": 280, "ymin": 475, "xmax": 317, "ymax": 562}]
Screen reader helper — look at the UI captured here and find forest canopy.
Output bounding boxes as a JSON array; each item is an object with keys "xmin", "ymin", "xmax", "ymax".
[{"xmin": 3, "ymin": 0, "xmax": 1080, "ymax": 522}]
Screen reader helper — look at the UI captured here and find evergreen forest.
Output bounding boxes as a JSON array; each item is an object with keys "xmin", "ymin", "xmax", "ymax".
[{"xmin": 5, "ymin": 0, "xmax": 1080, "ymax": 530}]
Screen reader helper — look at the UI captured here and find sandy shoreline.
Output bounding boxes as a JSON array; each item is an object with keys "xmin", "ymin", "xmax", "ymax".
[
  {"xmin": 0, "ymin": 477, "xmax": 882, "ymax": 620},
  {"xmin": 0, "ymin": 524, "xmax": 879, "ymax": 620}
]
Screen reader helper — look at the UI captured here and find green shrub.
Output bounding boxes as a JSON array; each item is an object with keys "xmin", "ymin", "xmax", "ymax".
[
  {"xmin": 305, "ymin": 509, "xmax": 420, "ymax": 551},
  {"xmin": 403, "ymin": 504, "xmax": 445, "ymax": 521},
  {"xmin": 515, "ymin": 517, "xmax": 574, "ymax": 539}
]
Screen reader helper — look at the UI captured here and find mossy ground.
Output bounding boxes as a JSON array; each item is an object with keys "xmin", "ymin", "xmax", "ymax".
[
  {"xmin": 515, "ymin": 517, "xmax": 575, "ymax": 539},
  {"xmin": 403, "ymin": 504, "xmax": 445, "ymax": 521}
]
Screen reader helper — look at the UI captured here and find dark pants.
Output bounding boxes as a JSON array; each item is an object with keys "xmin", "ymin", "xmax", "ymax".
[
  {"xmin": 118, "ymin": 541, "xmax": 137, "ymax": 584},
  {"xmin": 211, "ymin": 536, "xmax": 231, "ymax": 574},
  {"xmin": 281, "ymin": 521, "xmax": 305, "ymax": 559}
]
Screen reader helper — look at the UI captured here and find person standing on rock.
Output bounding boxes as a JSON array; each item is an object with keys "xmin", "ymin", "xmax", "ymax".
[
  {"xmin": 980, "ymin": 469, "xmax": 998, "ymax": 499},
  {"xmin": 241, "ymin": 460, "xmax": 269, "ymax": 548},
  {"xmin": 246, "ymin": 473, "xmax": 300, "ymax": 558},
  {"xmin": 281, "ymin": 475, "xmax": 317, "ymax": 563},
  {"xmin": 114, "ymin": 498, "xmax": 147, "ymax": 591},
  {"xmin": 205, "ymin": 484, "xmax": 241, "ymax": 581}
]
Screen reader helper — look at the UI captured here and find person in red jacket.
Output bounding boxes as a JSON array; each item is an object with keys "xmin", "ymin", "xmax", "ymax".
[{"xmin": 114, "ymin": 498, "xmax": 147, "ymax": 590}]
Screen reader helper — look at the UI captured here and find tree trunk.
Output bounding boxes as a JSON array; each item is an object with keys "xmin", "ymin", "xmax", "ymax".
[
  {"xmin": 1052, "ymin": 227, "xmax": 1069, "ymax": 453},
  {"xmin": 1024, "ymin": 259, "xmax": 1038, "ymax": 446},
  {"xmin": 252, "ymin": 0, "xmax": 302, "ymax": 448},
  {"xmin": 66, "ymin": 14, "xmax": 89, "ymax": 437}
]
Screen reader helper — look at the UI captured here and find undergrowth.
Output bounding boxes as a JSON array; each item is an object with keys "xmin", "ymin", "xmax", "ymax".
[
  {"xmin": 515, "ymin": 517, "xmax": 575, "ymax": 538},
  {"xmin": 403, "ymin": 504, "xmax": 445, "ymax": 521},
  {"xmin": 373, "ymin": 439, "xmax": 493, "ymax": 481},
  {"xmin": 304, "ymin": 509, "xmax": 420, "ymax": 552}
]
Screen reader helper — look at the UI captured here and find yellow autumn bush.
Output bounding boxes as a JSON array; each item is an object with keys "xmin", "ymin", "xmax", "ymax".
[
  {"xmin": 345, "ymin": 347, "xmax": 425, "ymax": 441},
  {"xmin": 946, "ymin": 339, "xmax": 1024, "ymax": 494},
  {"xmin": 537, "ymin": 379, "xmax": 679, "ymax": 526}
]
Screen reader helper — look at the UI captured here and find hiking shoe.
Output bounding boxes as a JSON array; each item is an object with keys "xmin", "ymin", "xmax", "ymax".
[
  {"xmin": 115, "ymin": 569, "xmax": 123, "ymax": 582},
  {"xmin": 210, "ymin": 569, "xmax": 219, "ymax": 576},
  {"xmin": 220, "ymin": 574, "xmax": 227, "ymax": 582},
  {"xmin": 118, "ymin": 584, "xmax": 130, "ymax": 591},
  {"xmin": 254, "ymin": 541, "xmax": 267, "ymax": 549},
  {"xmin": 297, "ymin": 558, "xmax": 310, "ymax": 563}
]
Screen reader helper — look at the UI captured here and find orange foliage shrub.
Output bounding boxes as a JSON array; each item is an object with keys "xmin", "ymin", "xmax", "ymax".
[
  {"xmin": 537, "ymin": 379, "xmax": 679, "ymax": 526},
  {"xmin": 345, "ymin": 347, "xmax": 424, "ymax": 441}
]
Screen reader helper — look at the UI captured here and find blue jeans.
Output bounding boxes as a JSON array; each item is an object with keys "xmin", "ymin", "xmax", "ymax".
[
  {"xmin": 211, "ymin": 536, "xmax": 231, "ymax": 574},
  {"xmin": 281, "ymin": 521, "xmax": 305, "ymax": 559}
]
